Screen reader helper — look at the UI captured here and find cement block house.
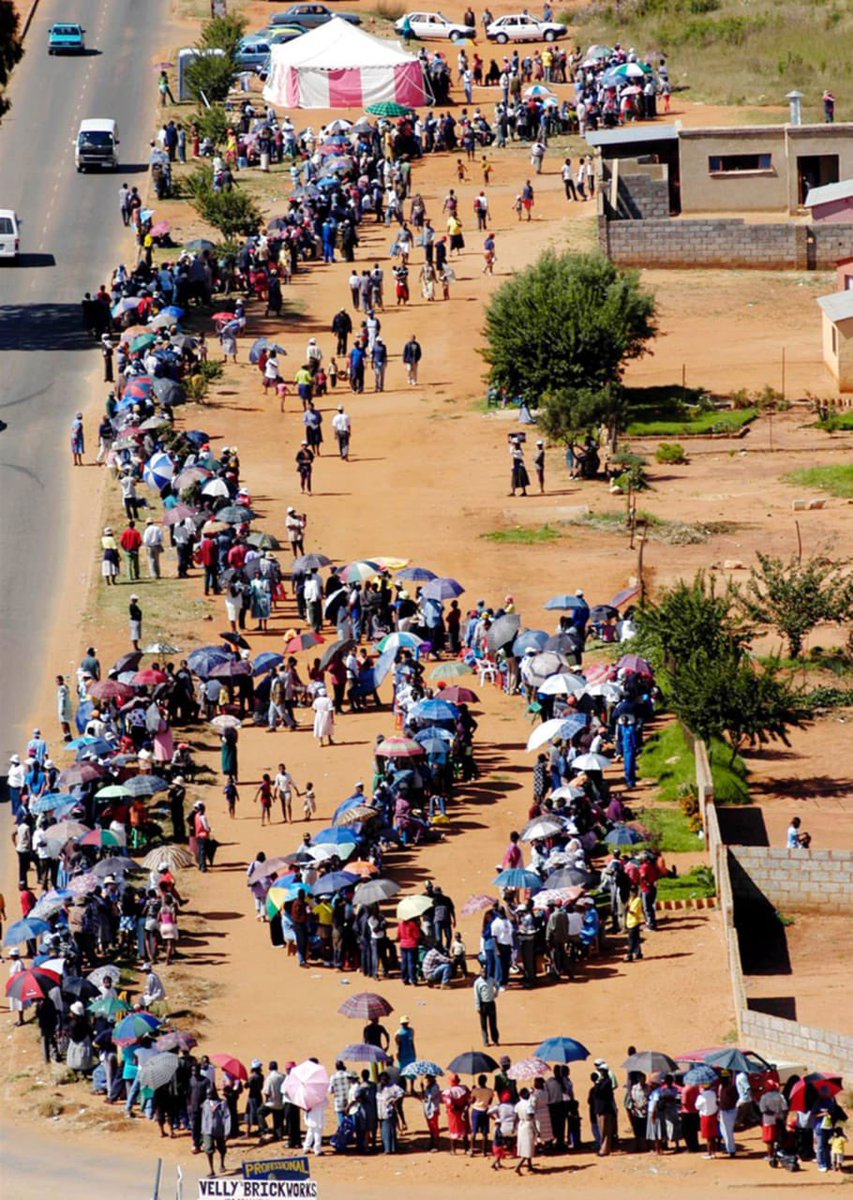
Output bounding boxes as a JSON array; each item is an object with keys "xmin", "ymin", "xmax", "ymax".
[{"xmin": 816, "ymin": 290, "xmax": 853, "ymax": 390}]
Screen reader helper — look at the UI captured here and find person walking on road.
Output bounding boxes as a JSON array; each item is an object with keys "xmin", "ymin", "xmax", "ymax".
[
  {"xmin": 158, "ymin": 70, "xmax": 176, "ymax": 106},
  {"xmin": 332, "ymin": 406, "xmax": 351, "ymax": 459},
  {"xmin": 474, "ymin": 964, "xmax": 499, "ymax": 1046},
  {"xmin": 402, "ymin": 334, "xmax": 421, "ymax": 386}
]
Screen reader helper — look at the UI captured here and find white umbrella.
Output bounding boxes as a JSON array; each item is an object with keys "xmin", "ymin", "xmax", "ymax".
[
  {"xmin": 138, "ymin": 1051, "xmax": 180, "ymax": 1089},
  {"xmin": 87, "ymin": 964, "xmax": 124, "ymax": 988},
  {"xmin": 550, "ymin": 785, "xmax": 587, "ymax": 802},
  {"xmin": 526, "ymin": 718, "xmax": 571, "ymax": 752},
  {"xmin": 353, "ymin": 878, "xmax": 400, "ymax": 906},
  {"xmin": 583, "ymin": 682, "xmax": 623, "ymax": 702},
  {"xmin": 202, "ymin": 478, "xmax": 229, "ymax": 498},
  {"xmin": 520, "ymin": 816, "xmax": 565, "ymax": 843},
  {"xmin": 572, "ymin": 753, "xmax": 613, "ymax": 772},
  {"xmin": 538, "ymin": 673, "xmax": 587, "ymax": 696}
]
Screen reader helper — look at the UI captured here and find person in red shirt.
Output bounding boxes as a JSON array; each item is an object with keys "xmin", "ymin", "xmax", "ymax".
[
  {"xmin": 227, "ymin": 539, "xmax": 247, "ymax": 571},
  {"xmin": 120, "ymin": 520, "xmax": 143, "ymax": 582},
  {"xmin": 397, "ymin": 917, "xmax": 422, "ymax": 985},
  {"xmin": 502, "ymin": 831, "xmax": 522, "ymax": 870},
  {"xmin": 195, "ymin": 535, "xmax": 219, "ymax": 596},
  {"xmin": 290, "ymin": 889, "xmax": 309, "ymax": 966},
  {"xmin": 638, "ymin": 854, "xmax": 660, "ymax": 931}
]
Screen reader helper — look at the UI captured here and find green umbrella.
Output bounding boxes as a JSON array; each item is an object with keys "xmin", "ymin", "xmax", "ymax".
[
  {"xmin": 366, "ymin": 102, "xmax": 412, "ymax": 118},
  {"xmin": 88, "ymin": 995, "xmax": 130, "ymax": 1018},
  {"xmin": 247, "ymin": 531, "xmax": 281, "ymax": 551},
  {"xmin": 131, "ymin": 333, "xmax": 157, "ymax": 353}
]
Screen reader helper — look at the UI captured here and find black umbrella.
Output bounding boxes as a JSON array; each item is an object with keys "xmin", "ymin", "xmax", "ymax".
[
  {"xmin": 210, "ymin": 660, "xmax": 252, "ymax": 679},
  {"xmin": 292, "ymin": 553, "xmax": 331, "ymax": 572},
  {"xmin": 544, "ymin": 867, "xmax": 594, "ymax": 889},
  {"xmin": 447, "ymin": 1051, "xmax": 499, "ymax": 1076},
  {"xmin": 111, "ymin": 651, "xmax": 144, "ymax": 674},
  {"xmin": 219, "ymin": 632, "xmax": 251, "ymax": 650},
  {"xmin": 152, "ymin": 378, "xmax": 185, "ymax": 406},
  {"xmin": 123, "ymin": 775, "xmax": 169, "ymax": 797},
  {"xmin": 543, "ymin": 632, "xmax": 580, "ymax": 655},
  {"xmin": 91, "ymin": 856, "xmax": 144, "ymax": 877},
  {"xmin": 324, "ymin": 589, "xmax": 348, "ymax": 619},
  {"xmin": 61, "ymin": 976, "xmax": 100, "ymax": 1001},
  {"xmin": 319, "ymin": 639, "xmax": 355, "ymax": 671},
  {"xmin": 486, "ymin": 613, "xmax": 521, "ymax": 654},
  {"xmin": 216, "ymin": 505, "xmax": 255, "ymax": 524},
  {"xmin": 589, "ymin": 605, "xmax": 619, "ymax": 622}
]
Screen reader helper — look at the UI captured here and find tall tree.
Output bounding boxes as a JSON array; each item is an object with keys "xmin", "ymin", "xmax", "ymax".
[
  {"xmin": 741, "ymin": 552, "xmax": 853, "ymax": 659},
  {"xmin": 0, "ymin": 0, "xmax": 24, "ymax": 121}
]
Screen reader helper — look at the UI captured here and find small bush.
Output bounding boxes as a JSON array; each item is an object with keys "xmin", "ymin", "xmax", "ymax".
[
  {"xmin": 191, "ymin": 105, "xmax": 231, "ymax": 147},
  {"xmin": 37, "ymin": 1098, "xmax": 66, "ymax": 1118},
  {"xmin": 655, "ymin": 441, "xmax": 688, "ymax": 464},
  {"xmin": 198, "ymin": 360, "xmax": 224, "ymax": 383},
  {"xmin": 184, "ymin": 52, "xmax": 237, "ymax": 104},
  {"xmin": 614, "ymin": 465, "xmax": 650, "ymax": 492}
]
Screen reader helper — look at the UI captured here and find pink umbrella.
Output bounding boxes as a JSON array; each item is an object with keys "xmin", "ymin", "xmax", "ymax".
[
  {"xmin": 584, "ymin": 663, "xmax": 616, "ymax": 686},
  {"xmin": 150, "ymin": 221, "xmax": 171, "ymax": 237},
  {"xmin": 283, "ymin": 1060, "xmax": 330, "ymax": 1110},
  {"xmin": 507, "ymin": 1057, "xmax": 552, "ymax": 1080},
  {"xmin": 461, "ymin": 894, "xmax": 496, "ymax": 917}
]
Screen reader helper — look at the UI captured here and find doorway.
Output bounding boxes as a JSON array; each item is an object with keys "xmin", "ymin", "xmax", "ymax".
[{"xmin": 797, "ymin": 154, "xmax": 839, "ymax": 205}]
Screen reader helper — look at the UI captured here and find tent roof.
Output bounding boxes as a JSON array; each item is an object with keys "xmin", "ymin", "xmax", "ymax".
[{"xmin": 268, "ymin": 17, "xmax": 417, "ymax": 70}]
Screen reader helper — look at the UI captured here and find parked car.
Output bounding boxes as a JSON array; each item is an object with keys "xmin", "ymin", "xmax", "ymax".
[
  {"xmin": 486, "ymin": 13, "xmax": 567, "ymax": 42},
  {"xmin": 0, "ymin": 209, "xmax": 21, "ymax": 260},
  {"xmin": 270, "ymin": 5, "xmax": 360, "ymax": 28},
  {"xmin": 234, "ymin": 35, "xmax": 275, "ymax": 73},
  {"xmin": 48, "ymin": 22, "xmax": 85, "ymax": 53},
  {"xmin": 267, "ymin": 24, "xmax": 308, "ymax": 42},
  {"xmin": 394, "ymin": 11, "xmax": 475, "ymax": 40},
  {"xmin": 677, "ymin": 1048, "xmax": 805, "ymax": 1101}
]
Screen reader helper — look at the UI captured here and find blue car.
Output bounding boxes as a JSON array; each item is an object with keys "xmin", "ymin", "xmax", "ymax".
[{"xmin": 48, "ymin": 22, "xmax": 86, "ymax": 53}]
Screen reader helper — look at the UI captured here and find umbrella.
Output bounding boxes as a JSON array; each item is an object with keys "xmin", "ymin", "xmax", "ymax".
[
  {"xmin": 247, "ymin": 857, "xmax": 293, "ymax": 885},
  {"xmin": 4, "ymin": 918, "xmax": 50, "ymax": 946},
  {"xmin": 417, "ymin": 736, "xmax": 451, "ymax": 757},
  {"xmin": 91, "ymin": 856, "xmax": 142, "ymax": 877},
  {"xmin": 210, "ymin": 1053, "xmax": 248, "ymax": 1081},
  {"xmin": 788, "ymin": 1074, "xmax": 843, "ymax": 1113},
  {"xmin": 535, "ymin": 1037, "xmax": 590, "ymax": 1064},
  {"xmin": 520, "ymin": 816, "xmax": 565, "ymax": 842},
  {"xmin": 131, "ymin": 668, "xmax": 168, "ymax": 687},
  {"xmin": 410, "ymin": 699, "xmax": 459, "ymax": 724},
  {"xmin": 131, "ymin": 333, "xmax": 158, "ymax": 354},
  {"xmin": 283, "ymin": 1060, "xmax": 329, "ymax": 1110},
  {"xmin": 61, "ymin": 975, "xmax": 100, "ymax": 1000},
  {"xmin": 376, "ymin": 737, "xmax": 424, "ymax": 759},
  {"xmin": 338, "ymin": 560, "xmax": 381, "ymax": 584},
  {"xmin": 617, "ymin": 654, "xmax": 654, "ymax": 677},
  {"xmin": 88, "ymin": 995, "xmax": 131, "ymax": 1018},
  {"xmin": 142, "ymin": 451, "xmax": 175, "ymax": 491},
  {"xmin": 155, "ymin": 1031, "xmax": 199, "ymax": 1053},
  {"xmin": 353, "ymin": 879, "xmax": 400, "ymax": 906},
  {"xmin": 610, "ymin": 586, "xmax": 640, "ymax": 608},
  {"xmin": 507, "ymin": 1057, "xmax": 552, "ymax": 1081},
  {"xmin": 683, "ymin": 1064, "xmax": 719, "ymax": 1086},
  {"xmin": 87, "ymin": 679, "xmax": 135, "ymax": 705},
  {"xmin": 524, "ymin": 83, "xmax": 554, "ymax": 98},
  {"xmin": 554, "ymin": 714, "xmax": 589, "ymax": 742},
  {"xmin": 141, "ymin": 845, "xmax": 195, "ymax": 871},
  {"xmin": 396, "ymin": 895, "xmax": 433, "ymax": 921},
  {"xmin": 544, "ymin": 595, "xmax": 586, "ymax": 611},
  {"xmin": 526, "ymin": 718, "xmax": 576, "ymax": 752},
  {"xmin": 65, "ymin": 872, "xmax": 100, "ymax": 895},
  {"xmin": 338, "ymin": 992, "xmax": 393, "ymax": 1019},
  {"xmin": 286, "ymin": 632, "xmax": 325, "ymax": 653},
  {"xmin": 29, "ymin": 792, "xmax": 76, "ymax": 814},
  {"xmin": 323, "ymin": 590, "xmax": 348, "ymax": 622},
  {"xmin": 143, "ymin": 642, "xmax": 180, "ymax": 656},
  {"xmin": 201, "ymin": 478, "xmax": 230, "ymax": 499},
  {"xmin": 589, "ymin": 605, "xmax": 619, "ymax": 622},
  {"xmin": 78, "ymin": 829, "xmax": 123, "ymax": 849},
  {"xmin": 571, "ymin": 753, "xmax": 613, "ymax": 774},
  {"xmin": 210, "ymin": 714, "xmax": 242, "ymax": 731},
  {"xmin": 486, "ymin": 613, "xmax": 521, "ymax": 653},
  {"xmin": 112, "ymin": 651, "xmax": 145, "ymax": 674},
  {"xmin": 583, "ymin": 682, "xmax": 622, "ymax": 703},
  {"xmin": 210, "ymin": 660, "xmax": 252, "ymax": 680},
  {"xmin": 114, "ymin": 1011, "xmax": 161, "ymax": 1045},
  {"xmin": 614, "ymin": 61, "xmax": 647, "ymax": 78},
  {"xmin": 58, "ymin": 762, "xmax": 106, "ymax": 788},
  {"xmin": 217, "ymin": 505, "xmax": 255, "ymax": 524},
  {"xmin": 347, "ymin": 860, "xmax": 379, "ymax": 877},
  {"xmin": 31, "ymin": 888, "xmax": 74, "ymax": 918},
  {"xmin": 543, "ymin": 632, "xmax": 580, "ymax": 655},
  {"xmin": 622, "ymin": 1050, "xmax": 678, "ymax": 1076},
  {"xmin": 605, "ymin": 825, "xmax": 645, "ymax": 847},
  {"xmin": 188, "ymin": 647, "xmax": 230, "ymax": 676},
  {"xmin": 492, "ymin": 868, "xmax": 542, "ymax": 890},
  {"xmin": 248, "ymin": 337, "xmax": 288, "ymax": 364},
  {"xmin": 253, "ymin": 652, "xmax": 284, "ymax": 676},
  {"xmin": 5, "ymin": 967, "xmax": 62, "ymax": 1003},
  {"xmin": 421, "ymin": 577, "xmax": 465, "ymax": 601},
  {"xmin": 703, "ymin": 1049, "xmax": 755, "ymax": 1074},
  {"xmin": 429, "ymin": 661, "xmax": 471, "ymax": 679},
  {"xmin": 461, "ymin": 894, "xmax": 496, "ymax": 917},
  {"xmin": 396, "ymin": 566, "xmax": 437, "ymax": 582},
  {"xmin": 531, "ymin": 886, "xmax": 586, "ymax": 910},
  {"xmin": 172, "ymin": 468, "xmax": 210, "ymax": 493},
  {"xmin": 292, "ymin": 553, "xmax": 332, "ymax": 572},
  {"xmin": 377, "ymin": 631, "xmax": 423, "ymax": 653},
  {"xmin": 436, "ymin": 686, "xmax": 478, "ymax": 704},
  {"xmin": 45, "ymin": 818, "xmax": 90, "ymax": 844},
  {"xmin": 447, "ymin": 1051, "xmax": 499, "ymax": 1076},
  {"xmin": 312, "ymin": 828, "xmax": 359, "ymax": 847},
  {"xmin": 335, "ymin": 804, "xmax": 380, "ymax": 827},
  {"xmin": 310, "ymin": 871, "xmax": 360, "ymax": 896},
  {"xmin": 544, "ymin": 867, "xmax": 593, "ymax": 889},
  {"xmin": 528, "ymin": 651, "xmax": 568, "ymax": 680},
  {"xmin": 138, "ymin": 1052, "xmax": 180, "ymax": 1089},
  {"xmin": 339, "ymin": 1043, "xmax": 392, "ymax": 1064},
  {"xmin": 367, "ymin": 101, "xmax": 412, "ymax": 117},
  {"xmin": 247, "ymin": 531, "xmax": 282, "ymax": 551},
  {"xmin": 512, "ymin": 629, "xmax": 549, "ymax": 656},
  {"xmin": 400, "ymin": 1060, "xmax": 444, "ymax": 1078},
  {"xmin": 537, "ymin": 673, "xmax": 587, "ymax": 697},
  {"xmin": 124, "ymin": 775, "xmax": 169, "ymax": 797}
]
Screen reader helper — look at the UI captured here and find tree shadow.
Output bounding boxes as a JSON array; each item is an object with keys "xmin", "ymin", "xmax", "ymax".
[{"xmin": 0, "ymin": 302, "xmax": 93, "ymax": 352}]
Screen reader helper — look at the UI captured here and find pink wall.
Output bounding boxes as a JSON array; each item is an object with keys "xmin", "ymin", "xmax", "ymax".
[{"xmin": 811, "ymin": 196, "xmax": 853, "ymax": 224}]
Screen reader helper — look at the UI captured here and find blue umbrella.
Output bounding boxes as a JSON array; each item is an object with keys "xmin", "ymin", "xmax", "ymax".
[
  {"xmin": 310, "ymin": 871, "xmax": 360, "ymax": 896},
  {"xmin": 75, "ymin": 738, "xmax": 116, "ymax": 760},
  {"xmin": 604, "ymin": 824, "xmax": 645, "ymax": 847},
  {"xmin": 411, "ymin": 698, "xmax": 459, "ymax": 724},
  {"xmin": 142, "ymin": 451, "xmax": 175, "ymax": 492},
  {"xmin": 422, "ymin": 577, "xmax": 465, "ymax": 601},
  {"xmin": 396, "ymin": 567, "xmax": 437, "ymax": 582},
  {"xmin": 111, "ymin": 297, "xmax": 141, "ymax": 318},
  {"xmin": 535, "ymin": 1036, "xmax": 591, "ymax": 1064},
  {"xmin": 332, "ymin": 793, "xmax": 369, "ymax": 823},
  {"xmin": 416, "ymin": 736, "xmax": 450, "ymax": 758},
  {"xmin": 544, "ymin": 595, "xmax": 586, "ymax": 610},
  {"xmin": 75, "ymin": 700, "xmax": 94, "ymax": 734},
  {"xmin": 316, "ymin": 177, "xmax": 339, "ymax": 189},
  {"xmin": 4, "ymin": 917, "xmax": 51, "ymax": 946},
  {"xmin": 555, "ymin": 714, "xmax": 588, "ymax": 740},
  {"xmin": 249, "ymin": 337, "xmax": 288, "ymax": 365},
  {"xmin": 401, "ymin": 1060, "xmax": 445, "ymax": 1078},
  {"xmin": 704, "ymin": 1049, "xmax": 754, "ymax": 1074},
  {"xmin": 312, "ymin": 827, "xmax": 360, "ymax": 847},
  {"xmin": 114, "ymin": 1011, "xmax": 162, "ymax": 1045},
  {"xmin": 29, "ymin": 792, "xmax": 75, "ymax": 814},
  {"xmin": 493, "ymin": 869, "xmax": 542, "ymax": 890},
  {"xmin": 159, "ymin": 305, "xmax": 184, "ymax": 321},
  {"xmin": 183, "ymin": 430, "xmax": 210, "ymax": 446},
  {"xmin": 683, "ymin": 1064, "xmax": 719, "ymax": 1086},
  {"xmin": 187, "ymin": 647, "xmax": 230, "ymax": 677},
  {"xmin": 253, "ymin": 651, "xmax": 284, "ymax": 677},
  {"xmin": 67, "ymin": 736, "xmax": 104, "ymax": 751},
  {"xmin": 372, "ymin": 648, "xmax": 397, "ymax": 687},
  {"xmin": 513, "ymin": 629, "xmax": 549, "ymax": 656},
  {"xmin": 414, "ymin": 726, "xmax": 453, "ymax": 745}
]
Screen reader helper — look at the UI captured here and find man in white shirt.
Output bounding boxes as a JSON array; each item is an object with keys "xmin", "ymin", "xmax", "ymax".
[
  {"xmin": 332, "ymin": 406, "xmax": 351, "ymax": 460},
  {"xmin": 286, "ymin": 507, "xmax": 306, "ymax": 556},
  {"xmin": 304, "ymin": 571, "xmax": 323, "ymax": 632},
  {"xmin": 490, "ymin": 909, "xmax": 514, "ymax": 989},
  {"xmin": 141, "ymin": 962, "xmax": 166, "ymax": 1007},
  {"xmin": 142, "ymin": 520, "xmax": 164, "ymax": 579},
  {"xmin": 473, "ymin": 965, "xmax": 499, "ymax": 1045},
  {"xmin": 7, "ymin": 754, "xmax": 25, "ymax": 817}
]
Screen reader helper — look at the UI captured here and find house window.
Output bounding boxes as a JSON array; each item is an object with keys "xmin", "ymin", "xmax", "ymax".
[{"xmin": 708, "ymin": 154, "xmax": 773, "ymax": 174}]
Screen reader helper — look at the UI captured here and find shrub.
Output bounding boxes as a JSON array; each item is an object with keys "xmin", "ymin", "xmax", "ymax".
[
  {"xmin": 191, "ymin": 105, "xmax": 231, "ymax": 147},
  {"xmin": 198, "ymin": 13, "xmax": 247, "ymax": 58},
  {"xmin": 655, "ymin": 441, "xmax": 688, "ymax": 464},
  {"xmin": 184, "ymin": 52, "xmax": 237, "ymax": 104},
  {"xmin": 614, "ymin": 465, "xmax": 649, "ymax": 492}
]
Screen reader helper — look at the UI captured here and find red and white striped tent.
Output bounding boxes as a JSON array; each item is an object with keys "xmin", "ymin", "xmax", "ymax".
[{"xmin": 263, "ymin": 18, "xmax": 427, "ymax": 111}]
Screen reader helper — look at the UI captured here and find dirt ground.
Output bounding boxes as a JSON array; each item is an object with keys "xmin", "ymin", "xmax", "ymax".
[{"xmin": 3, "ymin": 5, "xmax": 853, "ymax": 1194}]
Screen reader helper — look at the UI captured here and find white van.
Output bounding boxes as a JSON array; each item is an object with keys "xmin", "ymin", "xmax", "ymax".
[
  {"xmin": 0, "ymin": 209, "xmax": 20, "ymax": 259},
  {"xmin": 75, "ymin": 118, "xmax": 120, "ymax": 171}
]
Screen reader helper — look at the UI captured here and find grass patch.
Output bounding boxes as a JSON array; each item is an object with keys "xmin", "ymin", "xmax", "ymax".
[
  {"xmin": 482, "ymin": 525, "xmax": 563, "ymax": 545},
  {"xmin": 622, "ymin": 386, "xmax": 756, "ymax": 437},
  {"xmin": 657, "ymin": 864, "xmax": 717, "ymax": 900},
  {"xmin": 628, "ymin": 409, "xmax": 756, "ymax": 437},
  {"xmin": 567, "ymin": 509, "xmax": 739, "ymax": 545},
  {"xmin": 817, "ymin": 410, "xmax": 853, "ymax": 432},
  {"xmin": 783, "ymin": 465, "xmax": 853, "ymax": 499},
  {"xmin": 639, "ymin": 720, "xmax": 750, "ymax": 805},
  {"xmin": 635, "ymin": 802, "xmax": 703, "ymax": 852}
]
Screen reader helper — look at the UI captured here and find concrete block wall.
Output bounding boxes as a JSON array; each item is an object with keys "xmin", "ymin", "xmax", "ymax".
[
  {"xmin": 728, "ymin": 845, "xmax": 853, "ymax": 913},
  {"xmin": 812, "ymin": 222, "xmax": 853, "ymax": 268},
  {"xmin": 741, "ymin": 1009, "xmax": 853, "ymax": 1082},
  {"xmin": 604, "ymin": 219, "xmax": 806, "ymax": 270},
  {"xmin": 617, "ymin": 173, "xmax": 670, "ymax": 221}
]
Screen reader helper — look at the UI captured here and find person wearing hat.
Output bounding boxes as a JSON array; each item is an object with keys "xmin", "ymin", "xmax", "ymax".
[
  {"xmin": 120, "ymin": 520, "xmax": 143, "ymax": 582},
  {"xmin": 128, "ymin": 594, "xmax": 143, "ymax": 651},
  {"xmin": 7, "ymin": 754, "xmax": 25, "ymax": 818},
  {"xmin": 285, "ymin": 507, "xmax": 306, "ymax": 556},
  {"xmin": 394, "ymin": 1015, "xmax": 416, "ymax": 1081},
  {"xmin": 296, "ymin": 441, "xmax": 314, "ymax": 494},
  {"xmin": 101, "ymin": 526, "xmax": 120, "ymax": 585},
  {"xmin": 143, "ymin": 519, "xmax": 164, "ymax": 579},
  {"xmin": 246, "ymin": 1060, "xmax": 268, "ymax": 1139},
  {"xmin": 332, "ymin": 405, "xmax": 351, "ymax": 459},
  {"xmin": 71, "ymin": 410, "xmax": 85, "ymax": 466}
]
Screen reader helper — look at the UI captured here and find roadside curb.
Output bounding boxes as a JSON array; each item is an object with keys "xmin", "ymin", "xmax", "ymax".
[{"xmin": 659, "ymin": 896, "xmax": 718, "ymax": 911}]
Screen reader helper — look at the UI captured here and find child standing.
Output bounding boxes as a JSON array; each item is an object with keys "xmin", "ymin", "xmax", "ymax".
[
  {"xmin": 224, "ymin": 779, "xmax": 239, "ymax": 818},
  {"xmin": 255, "ymin": 773, "xmax": 273, "ymax": 826},
  {"xmin": 481, "ymin": 155, "xmax": 493, "ymax": 186},
  {"xmin": 831, "ymin": 1126, "xmax": 847, "ymax": 1173},
  {"xmin": 455, "ymin": 159, "xmax": 468, "ymax": 182},
  {"xmin": 329, "ymin": 357, "xmax": 338, "ymax": 389},
  {"xmin": 303, "ymin": 782, "xmax": 316, "ymax": 821}
]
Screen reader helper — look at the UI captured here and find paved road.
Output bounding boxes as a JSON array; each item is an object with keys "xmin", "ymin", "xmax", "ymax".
[{"xmin": 0, "ymin": 0, "xmax": 169, "ymax": 765}]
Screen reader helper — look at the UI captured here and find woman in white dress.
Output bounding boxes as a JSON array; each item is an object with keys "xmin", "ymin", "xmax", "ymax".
[
  {"xmin": 312, "ymin": 686, "xmax": 335, "ymax": 747},
  {"xmin": 515, "ymin": 1087, "xmax": 537, "ymax": 1174}
]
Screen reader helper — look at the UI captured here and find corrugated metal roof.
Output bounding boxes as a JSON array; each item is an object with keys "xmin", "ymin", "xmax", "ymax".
[
  {"xmin": 586, "ymin": 124, "xmax": 679, "ymax": 148},
  {"xmin": 816, "ymin": 290, "xmax": 853, "ymax": 322},
  {"xmin": 804, "ymin": 178, "xmax": 853, "ymax": 208}
]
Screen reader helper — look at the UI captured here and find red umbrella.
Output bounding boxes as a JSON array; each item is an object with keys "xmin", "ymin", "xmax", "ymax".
[
  {"xmin": 338, "ymin": 992, "xmax": 394, "ymax": 1020},
  {"xmin": 150, "ymin": 221, "xmax": 171, "ymax": 237},
  {"xmin": 285, "ymin": 632, "xmax": 325, "ymax": 653},
  {"xmin": 788, "ymin": 1074, "xmax": 843, "ymax": 1113},
  {"xmin": 610, "ymin": 586, "xmax": 640, "ymax": 608},
  {"xmin": 617, "ymin": 654, "xmax": 653, "ymax": 677},
  {"xmin": 88, "ymin": 680, "xmax": 134, "ymax": 704},
  {"xmin": 6, "ymin": 967, "xmax": 62, "ymax": 1003},
  {"xmin": 584, "ymin": 663, "xmax": 617, "ymax": 686},
  {"xmin": 375, "ymin": 736, "xmax": 424, "ymax": 758},
  {"xmin": 435, "ymin": 685, "xmax": 479, "ymax": 704},
  {"xmin": 210, "ymin": 1053, "xmax": 248, "ymax": 1081},
  {"xmin": 131, "ymin": 669, "xmax": 168, "ymax": 687},
  {"xmin": 212, "ymin": 312, "xmax": 236, "ymax": 324}
]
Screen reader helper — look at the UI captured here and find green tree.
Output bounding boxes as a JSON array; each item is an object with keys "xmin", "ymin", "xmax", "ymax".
[
  {"xmin": 482, "ymin": 251, "xmax": 657, "ymax": 404},
  {"xmin": 191, "ymin": 105, "xmax": 230, "ymax": 147},
  {"xmin": 185, "ymin": 165, "xmax": 261, "ymax": 240},
  {"xmin": 0, "ymin": 0, "xmax": 24, "ymax": 121},
  {"xmin": 198, "ymin": 13, "xmax": 248, "ymax": 58},
  {"xmin": 741, "ymin": 552, "xmax": 853, "ymax": 658},
  {"xmin": 185, "ymin": 51, "xmax": 237, "ymax": 104},
  {"xmin": 538, "ymin": 383, "xmax": 626, "ymax": 448}
]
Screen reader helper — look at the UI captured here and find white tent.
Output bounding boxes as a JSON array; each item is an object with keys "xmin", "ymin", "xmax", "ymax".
[{"xmin": 263, "ymin": 18, "xmax": 427, "ymax": 110}]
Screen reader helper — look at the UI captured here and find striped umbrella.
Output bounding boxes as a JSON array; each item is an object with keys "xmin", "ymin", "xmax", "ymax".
[
  {"xmin": 88, "ymin": 995, "xmax": 131, "ymax": 1018},
  {"xmin": 339, "ymin": 1043, "xmax": 392, "ymax": 1064},
  {"xmin": 114, "ymin": 1011, "xmax": 161, "ymax": 1045},
  {"xmin": 338, "ymin": 560, "xmax": 381, "ymax": 583},
  {"xmin": 338, "ymin": 992, "xmax": 393, "ymax": 1020},
  {"xmin": 5, "ymin": 967, "xmax": 62, "ymax": 1003},
  {"xmin": 138, "ymin": 1051, "xmax": 180, "ymax": 1089},
  {"xmin": 141, "ymin": 845, "xmax": 195, "ymax": 871},
  {"xmin": 375, "ymin": 737, "xmax": 424, "ymax": 759}
]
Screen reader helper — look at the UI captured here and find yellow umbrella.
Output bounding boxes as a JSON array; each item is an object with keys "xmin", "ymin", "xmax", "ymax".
[{"xmin": 396, "ymin": 894, "xmax": 433, "ymax": 921}]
